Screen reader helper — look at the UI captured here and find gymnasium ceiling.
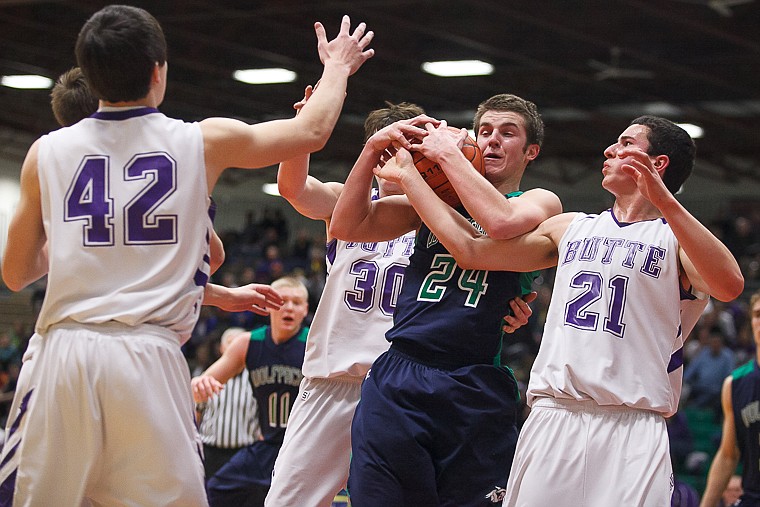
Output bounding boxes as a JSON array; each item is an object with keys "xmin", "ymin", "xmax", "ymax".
[{"xmin": 1, "ymin": 0, "xmax": 759, "ymax": 203}]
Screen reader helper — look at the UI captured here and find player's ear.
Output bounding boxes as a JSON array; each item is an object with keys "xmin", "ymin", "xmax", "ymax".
[
  {"xmin": 525, "ymin": 144, "xmax": 540, "ymax": 162},
  {"xmin": 653, "ymin": 154, "xmax": 669, "ymax": 175}
]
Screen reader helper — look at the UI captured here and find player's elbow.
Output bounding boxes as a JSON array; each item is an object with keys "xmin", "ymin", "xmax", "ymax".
[
  {"xmin": 483, "ymin": 219, "xmax": 520, "ymax": 241},
  {"xmin": 298, "ymin": 123, "xmax": 331, "ymax": 154},
  {"xmin": 713, "ymin": 272, "xmax": 745, "ymax": 302},
  {"xmin": 328, "ymin": 220, "xmax": 350, "ymax": 241},
  {"xmin": 448, "ymin": 244, "xmax": 484, "ymax": 270},
  {"xmin": 277, "ymin": 181, "xmax": 302, "ymax": 203},
  {"xmin": 2, "ymin": 269, "xmax": 28, "ymax": 292}
]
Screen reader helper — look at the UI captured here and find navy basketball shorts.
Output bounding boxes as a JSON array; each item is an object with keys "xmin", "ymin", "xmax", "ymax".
[
  {"xmin": 206, "ymin": 440, "xmax": 280, "ymax": 507},
  {"xmin": 348, "ymin": 347, "xmax": 519, "ymax": 507}
]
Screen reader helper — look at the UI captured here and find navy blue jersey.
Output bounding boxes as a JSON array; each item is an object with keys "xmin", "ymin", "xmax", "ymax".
[
  {"xmin": 245, "ymin": 326, "xmax": 308, "ymax": 444},
  {"xmin": 732, "ymin": 360, "xmax": 760, "ymax": 503},
  {"xmin": 386, "ymin": 194, "xmax": 528, "ymax": 367}
]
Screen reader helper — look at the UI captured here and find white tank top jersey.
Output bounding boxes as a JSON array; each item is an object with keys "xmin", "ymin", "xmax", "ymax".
[
  {"xmin": 34, "ymin": 108, "xmax": 212, "ymax": 343},
  {"xmin": 527, "ymin": 209, "xmax": 708, "ymax": 416},
  {"xmin": 302, "ymin": 222, "xmax": 416, "ymax": 379}
]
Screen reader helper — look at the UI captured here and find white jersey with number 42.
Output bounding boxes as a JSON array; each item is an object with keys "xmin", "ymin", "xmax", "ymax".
[{"xmin": 35, "ymin": 108, "xmax": 212, "ymax": 343}]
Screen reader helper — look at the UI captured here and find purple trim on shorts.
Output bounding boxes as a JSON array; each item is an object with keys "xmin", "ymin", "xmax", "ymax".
[
  {"xmin": 6, "ymin": 389, "xmax": 33, "ymax": 439},
  {"xmin": 0, "ymin": 469, "xmax": 17, "ymax": 507}
]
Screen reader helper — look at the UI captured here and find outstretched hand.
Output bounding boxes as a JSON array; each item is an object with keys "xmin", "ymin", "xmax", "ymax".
[
  {"xmin": 217, "ymin": 283, "xmax": 285, "ymax": 315},
  {"xmin": 315, "ymin": 15, "xmax": 375, "ymax": 76},
  {"xmin": 191, "ymin": 374, "xmax": 224, "ymax": 403}
]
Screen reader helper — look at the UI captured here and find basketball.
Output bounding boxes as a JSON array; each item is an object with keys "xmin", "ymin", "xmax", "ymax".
[{"xmin": 412, "ymin": 127, "xmax": 485, "ymax": 208}]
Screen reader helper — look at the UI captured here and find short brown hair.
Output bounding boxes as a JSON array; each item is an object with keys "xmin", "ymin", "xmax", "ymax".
[
  {"xmin": 472, "ymin": 93, "xmax": 544, "ymax": 149},
  {"xmin": 750, "ymin": 290, "xmax": 760, "ymax": 312},
  {"xmin": 363, "ymin": 101, "xmax": 425, "ymax": 141},
  {"xmin": 50, "ymin": 67, "xmax": 98, "ymax": 127}
]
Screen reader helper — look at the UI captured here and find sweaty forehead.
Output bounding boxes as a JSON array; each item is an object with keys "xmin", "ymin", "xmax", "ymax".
[
  {"xmin": 479, "ymin": 111, "xmax": 525, "ymax": 129},
  {"xmin": 280, "ymin": 287, "xmax": 308, "ymax": 302},
  {"xmin": 618, "ymin": 124, "xmax": 650, "ymax": 144}
]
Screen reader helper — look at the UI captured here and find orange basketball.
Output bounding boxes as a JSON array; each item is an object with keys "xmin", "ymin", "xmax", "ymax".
[{"xmin": 412, "ymin": 127, "xmax": 485, "ymax": 208}]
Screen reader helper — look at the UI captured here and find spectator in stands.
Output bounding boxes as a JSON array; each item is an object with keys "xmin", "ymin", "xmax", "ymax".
[{"xmin": 684, "ymin": 326, "xmax": 736, "ymax": 414}]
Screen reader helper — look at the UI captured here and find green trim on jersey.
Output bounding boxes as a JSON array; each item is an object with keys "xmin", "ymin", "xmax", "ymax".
[
  {"xmin": 733, "ymin": 360, "xmax": 755, "ymax": 380},
  {"xmin": 495, "ymin": 190, "xmax": 534, "ymax": 402},
  {"xmin": 504, "ymin": 191, "xmax": 540, "ymax": 295},
  {"xmin": 248, "ymin": 326, "xmax": 309, "ymax": 343}
]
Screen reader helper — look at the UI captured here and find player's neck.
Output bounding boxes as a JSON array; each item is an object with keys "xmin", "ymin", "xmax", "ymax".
[
  {"xmin": 611, "ymin": 196, "xmax": 662, "ymax": 223},
  {"xmin": 490, "ymin": 171, "xmax": 523, "ymax": 196},
  {"xmin": 100, "ymin": 98, "xmax": 156, "ymax": 109},
  {"xmin": 271, "ymin": 328, "xmax": 299, "ymax": 344}
]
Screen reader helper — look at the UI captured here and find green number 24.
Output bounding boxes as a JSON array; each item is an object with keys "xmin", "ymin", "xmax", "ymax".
[{"xmin": 418, "ymin": 254, "xmax": 488, "ymax": 307}]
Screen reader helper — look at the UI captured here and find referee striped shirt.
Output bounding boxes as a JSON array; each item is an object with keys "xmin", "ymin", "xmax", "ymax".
[{"xmin": 197, "ymin": 370, "xmax": 260, "ymax": 448}]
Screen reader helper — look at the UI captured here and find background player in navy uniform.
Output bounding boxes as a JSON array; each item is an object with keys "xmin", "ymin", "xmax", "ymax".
[
  {"xmin": 0, "ymin": 5, "xmax": 373, "ymax": 505},
  {"xmin": 192, "ymin": 277, "xmax": 309, "ymax": 507},
  {"xmin": 701, "ymin": 290, "xmax": 760, "ymax": 507},
  {"xmin": 196, "ymin": 327, "xmax": 261, "ymax": 481},
  {"xmin": 330, "ymin": 94, "xmax": 561, "ymax": 506},
  {"xmin": 377, "ymin": 116, "xmax": 743, "ymax": 506}
]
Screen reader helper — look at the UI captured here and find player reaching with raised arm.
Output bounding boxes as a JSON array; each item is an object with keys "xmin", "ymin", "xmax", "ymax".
[
  {"xmin": 330, "ymin": 94, "xmax": 561, "ymax": 506},
  {"xmin": 374, "ymin": 115, "xmax": 744, "ymax": 506},
  {"xmin": 0, "ymin": 5, "xmax": 373, "ymax": 506}
]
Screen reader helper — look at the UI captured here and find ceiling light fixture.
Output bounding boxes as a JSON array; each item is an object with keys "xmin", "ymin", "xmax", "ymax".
[
  {"xmin": 676, "ymin": 123, "xmax": 704, "ymax": 139},
  {"xmin": 262, "ymin": 183, "xmax": 280, "ymax": 196},
  {"xmin": 233, "ymin": 68, "xmax": 297, "ymax": 85},
  {"xmin": 421, "ymin": 60, "xmax": 493, "ymax": 77},
  {"xmin": 1, "ymin": 74, "xmax": 53, "ymax": 89}
]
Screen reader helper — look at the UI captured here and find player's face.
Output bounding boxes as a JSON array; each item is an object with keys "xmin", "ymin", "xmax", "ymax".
[
  {"xmin": 475, "ymin": 111, "xmax": 538, "ymax": 186},
  {"xmin": 601, "ymin": 124, "xmax": 652, "ymax": 193},
  {"xmin": 270, "ymin": 286, "xmax": 308, "ymax": 338}
]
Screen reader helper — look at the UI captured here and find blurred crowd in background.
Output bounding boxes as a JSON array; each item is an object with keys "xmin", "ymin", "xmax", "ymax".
[{"xmin": 1, "ymin": 202, "xmax": 759, "ymax": 497}]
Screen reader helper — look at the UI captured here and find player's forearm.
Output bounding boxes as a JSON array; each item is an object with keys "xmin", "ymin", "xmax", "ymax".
[
  {"xmin": 661, "ymin": 198, "xmax": 743, "ymax": 301},
  {"xmin": 202, "ymin": 283, "xmax": 226, "ymax": 308},
  {"xmin": 699, "ymin": 452, "xmax": 739, "ymax": 507},
  {"xmin": 435, "ymin": 149, "xmax": 522, "ymax": 239},
  {"xmin": 278, "ymin": 157, "xmax": 339, "ymax": 221},
  {"xmin": 277, "ymin": 156, "xmax": 310, "ymax": 202},
  {"xmin": 293, "ymin": 62, "xmax": 351, "ymax": 151},
  {"xmin": 399, "ymin": 166, "xmax": 486, "ymax": 266},
  {"xmin": 329, "ymin": 145, "xmax": 382, "ymax": 240},
  {"xmin": 2, "ymin": 230, "xmax": 47, "ymax": 291},
  {"xmin": 209, "ymin": 230, "xmax": 224, "ymax": 275}
]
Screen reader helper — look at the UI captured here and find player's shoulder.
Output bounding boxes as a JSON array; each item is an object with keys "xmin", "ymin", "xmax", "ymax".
[
  {"xmin": 732, "ymin": 360, "xmax": 757, "ymax": 381},
  {"xmin": 516, "ymin": 188, "xmax": 563, "ymax": 216},
  {"xmin": 248, "ymin": 327, "xmax": 267, "ymax": 342}
]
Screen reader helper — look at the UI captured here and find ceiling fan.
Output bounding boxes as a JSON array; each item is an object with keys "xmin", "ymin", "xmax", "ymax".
[{"xmin": 588, "ymin": 47, "xmax": 655, "ymax": 81}]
